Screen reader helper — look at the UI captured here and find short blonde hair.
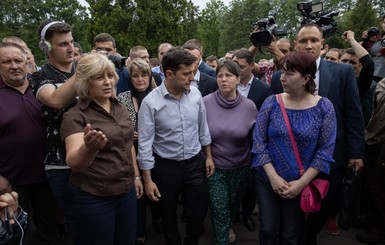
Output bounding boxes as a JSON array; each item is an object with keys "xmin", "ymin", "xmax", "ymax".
[
  {"xmin": 128, "ymin": 58, "xmax": 151, "ymax": 77},
  {"xmin": 75, "ymin": 53, "xmax": 118, "ymax": 99}
]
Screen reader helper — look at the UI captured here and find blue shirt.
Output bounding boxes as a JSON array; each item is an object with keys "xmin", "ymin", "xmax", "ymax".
[
  {"xmin": 252, "ymin": 95, "xmax": 337, "ymax": 182},
  {"xmin": 137, "ymin": 83, "xmax": 211, "ymax": 170},
  {"xmin": 151, "ymin": 66, "xmax": 165, "ymax": 82}
]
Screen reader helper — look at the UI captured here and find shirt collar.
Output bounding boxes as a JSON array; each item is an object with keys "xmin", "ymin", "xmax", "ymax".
[
  {"xmin": 316, "ymin": 56, "xmax": 321, "ymax": 70},
  {"xmin": 239, "ymin": 75, "xmax": 253, "ymax": 87},
  {"xmin": 247, "ymin": 75, "xmax": 254, "ymax": 85},
  {"xmin": 159, "ymin": 82, "xmax": 170, "ymax": 97},
  {"xmin": 0, "ymin": 77, "xmax": 6, "ymax": 89},
  {"xmin": 194, "ymin": 70, "xmax": 201, "ymax": 82},
  {"xmin": 160, "ymin": 81, "xmax": 190, "ymax": 98},
  {"xmin": 0, "ymin": 77, "xmax": 29, "ymax": 90}
]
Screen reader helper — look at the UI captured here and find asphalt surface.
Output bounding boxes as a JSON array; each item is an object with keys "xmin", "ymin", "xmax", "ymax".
[
  {"xmin": 142, "ymin": 211, "xmax": 368, "ymax": 245},
  {"xmin": 24, "ymin": 208, "xmax": 372, "ymax": 245}
]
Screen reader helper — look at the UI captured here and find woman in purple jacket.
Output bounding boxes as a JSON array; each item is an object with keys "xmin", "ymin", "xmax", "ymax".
[{"xmin": 203, "ymin": 60, "xmax": 258, "ymax": 244}]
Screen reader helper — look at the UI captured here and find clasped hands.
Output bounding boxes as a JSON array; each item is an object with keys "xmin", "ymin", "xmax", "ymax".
[{"xmin": 269, "ymin": 175, "xmax": 304, "ymax": 199}]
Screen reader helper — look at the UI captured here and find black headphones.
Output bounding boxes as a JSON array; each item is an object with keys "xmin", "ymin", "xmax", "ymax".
[{"xmin": 39, "ymin": 21, "xmax": 63, "ymax": 53}]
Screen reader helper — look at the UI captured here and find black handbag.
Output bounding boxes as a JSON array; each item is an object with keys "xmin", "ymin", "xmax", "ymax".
[{"xmin": 339, "ymin": 167, "xmax": 362, "ymax": 229}]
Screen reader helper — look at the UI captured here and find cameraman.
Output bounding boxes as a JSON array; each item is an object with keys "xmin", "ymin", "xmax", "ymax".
[
  {"xmin": 362, "ymin": 14, "xmax": 385, "ymax": 82},
  {"xmin": 342, "ymin": 31, "xmax": 375, "ymax": 103},
  {"xmin": 328, "ymin": 31, "xmax": 375, "ymax": 233},
  {"xmin": 92, "ymin": 33, "xmax": 131, "ymax": 94},
  {"xmin": 250, "ymin": 37, "xmax": 290, "ymax": 85}
]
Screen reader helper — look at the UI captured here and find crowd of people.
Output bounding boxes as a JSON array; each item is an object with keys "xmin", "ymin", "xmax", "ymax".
[{"xmin": 0, "ymin": 14, "xmax": 384, "ymax": 245}]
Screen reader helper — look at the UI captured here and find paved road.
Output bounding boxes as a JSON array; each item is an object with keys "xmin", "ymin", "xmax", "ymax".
[
  {"xmin": 26, "ymin": 209, "xmax": 369, "ymax": 245},
  {"xmin": 144, "ymin": 211, "xmax": 368, "ymax": 245}
]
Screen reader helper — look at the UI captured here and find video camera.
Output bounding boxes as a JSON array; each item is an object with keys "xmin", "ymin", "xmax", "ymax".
[
  {"xmin": 95, "ymin": 48, "xmax": 127, "ymax": 70},
  {"xmin": 365, "ymin": 27, "xmax": 380, "ymax": 39},
  {"xmin": 297, "ymin": 1, "xmax": 339, "ymax": 38},
  {"xmin": 367, "ymin": 27, "xmax": 379, "ymax": 37},
  {"xmin": 250, "ymin": 11, "xmax": 288, "ymax": 47},
  {"xmin": 108, "ymin": 55, "xmax": 127, "ymax": 70}
]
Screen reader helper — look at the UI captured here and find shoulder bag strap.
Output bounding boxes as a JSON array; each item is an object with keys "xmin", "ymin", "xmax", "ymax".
[{"xmin": 276, "ymin": 94, "xmax": 305, "ymax": 175}]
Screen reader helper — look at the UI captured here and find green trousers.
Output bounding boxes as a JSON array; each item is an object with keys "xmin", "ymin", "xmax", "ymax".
[{"xmin": 208, "ymin": 166, "xmax": 250, "ymax": 245}]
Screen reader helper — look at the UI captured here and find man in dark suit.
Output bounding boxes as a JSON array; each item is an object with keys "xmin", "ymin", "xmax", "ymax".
[
  {"xmin": 198, "ymin": 60, "xmax": 216, "ymax": 78},
  {"xmin": 233, "ymin": 48, "xmax": 270, "ymax": 110},
  {"xmin": 270, "ymin": 23, "xmax": 364, "ymax": 245},
  {"xmin": 183, "ymin": 43, "xmax": 218, "ymax": 97},
  {"xmin": 92, "ymin": 33, "xmax": 131, "ymax": 94},
  {"xmin": 198, "ymin": 72, "xmax": 218, "ymax": 97},
  {"xmin": 184, "ymin": 39, "xmax": 216, "ymax": 78}
]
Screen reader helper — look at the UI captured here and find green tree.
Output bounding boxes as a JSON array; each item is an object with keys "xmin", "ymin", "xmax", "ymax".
[
  {"xmin": 197, "ymin": 0, "xmax": 227, "ymax": 57},
  {"xmin": 218, "ymin": 0, "xmax": 274, "ymax": 57},
  {"xmin": 372, "ymin": 0, "xmax": 385, "ymax": 17},
  {"xmin": 343, "ymin": 0, "xmax": 377, "ymax": 39},
  {"xmin": 86, "ymin": 0, "xmax": 199, "ymax": 57},
  {"xmin": 272, "ymin": 0, "xmax": 303, "ymax": 40},
  {"xmin": 323, "ymin": 0, "xmax": 356, "ymax": 14},
  {"xmin": 0, "ymin": 0, "xmax": 89, "ymax": 64}
]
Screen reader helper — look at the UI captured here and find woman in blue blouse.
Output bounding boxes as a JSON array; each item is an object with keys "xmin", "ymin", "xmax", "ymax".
[{"xmin": 252, "ymin": 51, "xmax": 337, "ymax": 245}]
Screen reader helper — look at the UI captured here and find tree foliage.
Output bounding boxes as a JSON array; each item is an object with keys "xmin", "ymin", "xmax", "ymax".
[
  {"xmin": 1, "ymin": 0, "xmax": 383, "ymax": 64},
  {"xmin": 86, "ymin": 0, "xmax": 199, "ymax": 57},
  {"xmin": 217, "ymin": 0, "xmax": 274, "ymax": 56},
  {"xmin": 328, "ymin": 0, "xmax": 378, "ymax": 49},
  {"xmin": 372, "ymin": 0, "xmax": 385, "ymax": 18},
  {"xmin": 197, "ymin": 0, "xmax": 227, "ymax": 57},
  {"xmin": 0, "ymin": 0, "xmax": 89, "ymax": 64}
]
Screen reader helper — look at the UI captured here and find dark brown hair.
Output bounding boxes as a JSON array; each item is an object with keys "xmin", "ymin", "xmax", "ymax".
[
  {"xmin": 38, "ymin": 19, "xmax": 72, "ymax": 42},
  {"xmin": 216, "ymin": 60, "xmax": 241, "ymax": 77},
  {"xmin": 93, "ymin": 33, "xmax": 116, "ymax": 48},
  {"xmin": 279, "ymin": 51, "xmax": 317, "ymax": 94},
  {"xmin": 232, "ymin": 48, "xmax": 254, "ymax": 65},
  {"xmin": 162, "ymin": 47, "xmax": 197, "ymax": 75}
]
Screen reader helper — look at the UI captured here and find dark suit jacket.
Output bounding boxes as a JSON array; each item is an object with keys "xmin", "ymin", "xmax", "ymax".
[
  {"xmin": 152, "ymin": 72, "xmax": 162, "ymax": 86},
  {"xmin": 270, "ymin": 59, "xmax": 364, "ymax": 169},
  {"xmin": 198, "ymin": 72, "xmax": 218, "ymax": 97},
  {"xmin": 247, "ymin": 76, "xmax": 270, "ymax": 111},
  {"xmin": 199, "ymin": 61, "xmax": 216, "ymax": 78},
  {"xmin": 116, "ymin": 67, "xmax": 131, "ymax": 95}
]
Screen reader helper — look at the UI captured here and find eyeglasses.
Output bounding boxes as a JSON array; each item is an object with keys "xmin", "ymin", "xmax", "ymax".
[{"xmin": 340, "ymin": 59, "xmax": 358, "ymax": 65}]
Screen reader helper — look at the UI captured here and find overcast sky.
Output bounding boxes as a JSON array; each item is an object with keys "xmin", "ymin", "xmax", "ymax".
[{"xmin": 78, "ymin": 0, "xmax": 230, "ymax": 11}]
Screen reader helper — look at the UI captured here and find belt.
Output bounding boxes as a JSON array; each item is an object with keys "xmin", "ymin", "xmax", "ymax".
[{"xmin": 154, "ymin": 153, "xmax": 201, "ymax": 164}]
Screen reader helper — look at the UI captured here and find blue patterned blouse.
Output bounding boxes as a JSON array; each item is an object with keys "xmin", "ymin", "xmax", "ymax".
[{"xmin": 252, "ymin": 95, "xmax": 337, "ymax": 182}]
